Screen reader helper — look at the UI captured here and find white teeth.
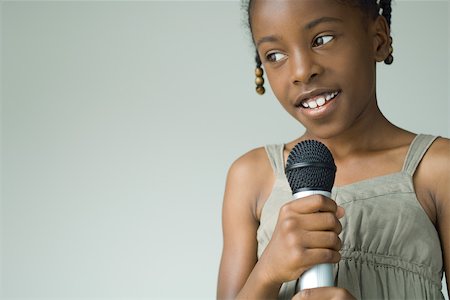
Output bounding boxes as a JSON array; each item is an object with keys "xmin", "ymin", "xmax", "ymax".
[
  {"xmin": 308, "ymin": 101, "xmax": 318, "ymax": 108},
  {"xmin": 316, "ymin": 97, "xmax": 326, "ymax": 106},
  {"xmin": 326, "ymin": 91, "xmax": 338, "ymax": 101},
  {"xmin": 301, "ymin": 91, "xmax": 339, "ymax": 109}
]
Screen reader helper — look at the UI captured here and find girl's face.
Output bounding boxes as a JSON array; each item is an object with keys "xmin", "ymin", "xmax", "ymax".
[{"xmin": 251, "ymin": 0, "xmax": 390, "ymax": 139}]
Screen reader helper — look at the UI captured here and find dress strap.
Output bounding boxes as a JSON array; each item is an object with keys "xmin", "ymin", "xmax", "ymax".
[
  {"xmin": 402, "ymin": 134, "xmax": 438, "ymax": 176},
  {"xmin": 264, "ymin": 144, "xmax": 286, "ymax": 177}
]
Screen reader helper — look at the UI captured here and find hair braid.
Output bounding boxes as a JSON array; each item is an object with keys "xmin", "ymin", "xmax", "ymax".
[
  {"xmin": 255, "ymin": 51, "xmax": 262, "ymax": 68},
  {"xmin": 378, "ymin": 0, "xmax": 393, "ymax": 64},
  {"xmin": 379, "ymin": 0, "xmax": 392, "ymax": 27}
]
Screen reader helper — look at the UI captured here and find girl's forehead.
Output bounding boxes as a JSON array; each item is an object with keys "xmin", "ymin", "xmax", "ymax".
[
  {"xmin": 250, "ymin": 0, "xmax": 363, "ymax": 24},
  {"xmin": 250, "ymin": 0, "xmax": 363, "ymax": 32}
]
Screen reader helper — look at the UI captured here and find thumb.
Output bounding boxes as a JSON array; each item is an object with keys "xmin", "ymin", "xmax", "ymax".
[{"xmin": 336, "ymin": 206, "xmax": 345, "ymax": 219}]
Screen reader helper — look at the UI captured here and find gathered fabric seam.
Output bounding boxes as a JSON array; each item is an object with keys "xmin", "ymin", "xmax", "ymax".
[
  {"xmin": 340, "ymin": 249, "xmax": 442, "ymax": 287},
  {"xmin": 337, "ymin": 190, "xmax": 415, "ymax": 205}
]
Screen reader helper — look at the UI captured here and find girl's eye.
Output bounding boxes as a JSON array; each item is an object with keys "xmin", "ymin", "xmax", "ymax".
[
  {"xmin": 313, "ymin": 35, "xmax": 334, "ymax": 47},
  {"xmin": 266, "ymin": 52, "xmax": 286, "ymax": 63}
]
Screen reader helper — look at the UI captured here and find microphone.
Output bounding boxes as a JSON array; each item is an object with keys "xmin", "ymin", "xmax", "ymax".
[{"xmin": 285, "ymin": 139, "xmax": 337, "ymax": 291}]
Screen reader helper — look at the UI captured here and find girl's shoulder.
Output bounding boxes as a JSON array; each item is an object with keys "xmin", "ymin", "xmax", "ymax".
[
  {"xmin": 426, "ymin": 136, "xmax": 450, "ymax": 174},
  {"xmin": 228, "ymin": 146, "xmax": 272, "ymax": 181},
  {"xmin": 419, "ymin": 137, "xmax": 450, "ymax": 278},
  {"xmin": 429, "ymin": 136, "xmax": 450, "ymax": 156},
  {"xmin": 420, "ymin": 136, "xmax": 450, "ymax": 178},
  {"xmin": 225, "ymin": 146, "xmax": 278, "ymax": 220},
  {"xmin": 415, "ymin": 136, "xmax": 450, "ymax": 208}
]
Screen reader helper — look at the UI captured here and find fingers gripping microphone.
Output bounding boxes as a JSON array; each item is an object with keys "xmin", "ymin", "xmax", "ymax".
[{"xmin": 285, "ymin": 140, "xmax": 337, "ymax": 291}]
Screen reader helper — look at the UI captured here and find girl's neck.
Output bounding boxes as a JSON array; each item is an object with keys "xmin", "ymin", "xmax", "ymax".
[{"xmin": 302, "ymin": 100, "xmax": 408, "ymax": 159}]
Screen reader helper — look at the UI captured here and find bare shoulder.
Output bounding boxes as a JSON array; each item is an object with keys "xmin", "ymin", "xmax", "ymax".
[
  {"xmin": 218, "ymin": 147, "xmax": 276, "ymax": 298},
  {"xmin": 419, "ymin": 137, "xmax": 450, "ymax": 205},
  {"xmin": 228, "ymin": 147, "xmax": 272, "ymax": 183},
  {"xmin": 225, "ymin": 147, "xmax": 274, "ymax": 217},
  {"xmin": 428, "ymin": 136, "xmax": 450, "ymax": 154},
  {"xmin": 424, "ymin": 137, "xmax": 450, "ymax": 288},
  {"xmin": 423, "ymin": 137, "xmax": 450, "ymax": 176}
]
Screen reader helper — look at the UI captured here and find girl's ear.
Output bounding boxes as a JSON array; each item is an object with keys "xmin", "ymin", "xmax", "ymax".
[{"xmin": 372, "ymin": 15, "xmax": 392, "ymax": 62}]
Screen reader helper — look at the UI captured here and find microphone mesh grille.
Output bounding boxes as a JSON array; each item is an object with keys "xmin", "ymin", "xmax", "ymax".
[{"xmin": 285, "ymin": 140, "xmax": 336, "ymax": 193}]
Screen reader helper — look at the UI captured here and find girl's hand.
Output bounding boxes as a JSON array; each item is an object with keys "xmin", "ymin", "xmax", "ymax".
[
  {"xmin": 258, "ymin": 194, "xmax": 344, "ymax": 285},
  {"xmin": 293, "ymin": 287, "xmax": 356, "ymax": 300}
]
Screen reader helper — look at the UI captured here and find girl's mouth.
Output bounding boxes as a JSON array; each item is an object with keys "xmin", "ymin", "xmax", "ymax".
[{"xmin": 300, "ymin": 91, "xmax": 340, "ymax": 109}]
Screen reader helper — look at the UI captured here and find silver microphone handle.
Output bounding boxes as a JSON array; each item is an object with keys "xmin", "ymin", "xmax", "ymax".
[
  {"xmin": 292, "ymin": 190, "xmax": 335, "ymax": 291},
  {"xmin": 297, "ymin": 263, "xmax": 334, "ymax": 291}
]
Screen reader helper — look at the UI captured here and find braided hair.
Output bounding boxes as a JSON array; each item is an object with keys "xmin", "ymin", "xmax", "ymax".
[{"xmin": 379, "ymin": 0, "xmax": 392, "ymax": 28}]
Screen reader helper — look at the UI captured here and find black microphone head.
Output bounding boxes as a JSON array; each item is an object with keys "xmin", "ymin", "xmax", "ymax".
[{"xmin": 285, "ymin": 140, "xmax": 336, "ymax": 194}]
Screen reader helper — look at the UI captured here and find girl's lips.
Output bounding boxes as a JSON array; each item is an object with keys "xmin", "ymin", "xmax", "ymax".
[
  {"xmin": 294, "ymin": 89, "xmax": 341, "ymax": 107},
  {"xmin": 298, "ymin": 91, "xmax": 341, "ymax": 119},
  {"xmin": 300, "ymin": 91, "xmax": 340, "ymax": 109}
]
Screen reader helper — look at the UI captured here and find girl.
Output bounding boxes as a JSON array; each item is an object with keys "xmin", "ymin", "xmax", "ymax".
[{"xmin": 217, "ymin": 0, "xmax": 449, "ymax": 299}]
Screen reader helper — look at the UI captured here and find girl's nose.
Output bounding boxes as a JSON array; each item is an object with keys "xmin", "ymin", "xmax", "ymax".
[{"xmin": 290, "ymin": 51, "xmax": 323, "ymax": 84}]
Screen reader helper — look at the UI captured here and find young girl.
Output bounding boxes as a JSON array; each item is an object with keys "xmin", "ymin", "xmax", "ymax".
[{"xmin": 217, "ymin": 0, "xmax": 449, "ymax": 299}]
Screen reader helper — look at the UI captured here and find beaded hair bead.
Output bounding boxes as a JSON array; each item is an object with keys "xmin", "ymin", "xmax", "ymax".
[
  {"xmin": 384, "ymin": 44, "xmax": 394, "ymax": 65},
  {"xmin": 255, "ymin": 66, "xmax": 265, "ymax": 95}
]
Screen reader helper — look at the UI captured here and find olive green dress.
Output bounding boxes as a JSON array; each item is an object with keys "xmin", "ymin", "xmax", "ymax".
[{"xmin": 257, "ymin": 134, "xmax": 444, "ymax": 299}]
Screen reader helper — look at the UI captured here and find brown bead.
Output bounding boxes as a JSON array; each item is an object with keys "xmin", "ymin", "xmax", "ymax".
[
  {"xmin": 256, "ymin": 86, "xmax": 265, "ymax": 95},
  {"xmin": 255, "ymin": 76, "xmax": 264, "ymax": 86},
  {"xmin": 255, "ymin": 67, "xmax": 263, "ymax": 77}
]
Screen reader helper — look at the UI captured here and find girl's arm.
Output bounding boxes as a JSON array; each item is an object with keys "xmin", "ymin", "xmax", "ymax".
[
  {"xmin": 217, "ymin": 148, "xmax": 345, "ymax": 299},
  {"xmin": 432, "ymin": 138, "xmax": 450, "ymax": 295},
  {"xmin": 419, "ymin": 137, "xmax": 450, "ymax": 295},
  {"xmin": 217, "ymin": 149, "xmax": 281, "ymax": 299}
]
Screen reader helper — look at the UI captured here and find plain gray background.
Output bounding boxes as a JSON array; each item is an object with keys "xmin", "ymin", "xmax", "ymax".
[{"xmin": 1, "ymin": 0, "xmax": 449, "ymax": 299}]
